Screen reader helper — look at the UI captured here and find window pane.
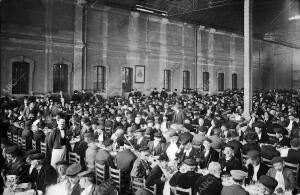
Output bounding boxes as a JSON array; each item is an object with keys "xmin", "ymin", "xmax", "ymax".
[
  {"xmin": 218, "ymin": 73, "xmax": 224, "ymax": 91},
  {"xmin": 122, "ymin": 67, "xmax": 132, "ymax": 92},
  {"xmin": 203, "ymin": 72, "xmax": 209, "ymax": 91},
  {"xmin": 232, "ymin": 73, "xmax": 237, "ymax": 89},
  {"xmin": 183, "ymin": 71, "xmax": 190, "ymax": 90},
  {"xmin": 53, "ymin": 64, "xmax": 68, "ymax": 92},
  {"xmin": 164, "ymin": 70, "xmax": 171, "ymax": 91},
  {"xmin": 12, "ymin": 62, "xmax": 29, "ymax": 94}
]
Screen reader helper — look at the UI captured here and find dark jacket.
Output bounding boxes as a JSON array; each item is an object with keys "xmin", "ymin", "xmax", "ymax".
[
  {"xmin": 246, "ymin": 163, "xmax": 269, "ymax": 182},
  {"xmin": 266, "ymin": 168, "xmax": 296, "ymax": 190},
  {"xmin": 115, "ymin": 149, "xmax": 137, "ymax": 173},
  {"xmin": 195, "ymin": 174, "xmax": 223, "ymax": 195},
  {"xmin": 172, "ymin": 110, "xmax": 185, "ymax": 125},
  {"xmin": 285, "ymin": 148, "xmax": 300, "ymax": 164},
  {"xmin": 35, "ymin": 163, "xmax": 58, "ymax": 192},
  {"xmin": 219, "ymin": 156, "xmax": 242, "ymax": 175},
  {"xmin": 148, "ymin": 141, "xmax": 166, "ymax": 156},
  {"xmin": 135, "ymin": 137, "xmax": 149, "ymax": 150},
  {"xmin": 176, "ymin": 147, "xmax": 201, "ymax": 164},
  {"xmin": 199, "ymin": 148, "xmax": 219, "ymax": 169},
  {"xmin": 169, "ymin": 171, "xmax": 201, "ymax": 194},
  {"xmin": 145, "ymin": 165, "xmax": 165, "ymax": 195}
]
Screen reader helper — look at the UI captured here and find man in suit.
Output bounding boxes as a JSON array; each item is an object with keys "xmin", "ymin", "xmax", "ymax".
[
  {"xmin": 56, "ymin": 160, "xmax": 69, "ymax": 183},
  {"xmin": 219, "ymin": 145, "xmax": 242, "ymax": 175},
  {"xmin": 176, "ymin": 132, "xmax": 201, "ymax": 164},
  {"xmin": 134, "ymin": 128, "xmax": 149, "ymax": 150},
  {"xmin": 115, "ymin": 141, "xmax": 137, "ymax": 173},
  {"xmin": 253, "ymin": 121, "xmax": 269, "ymax": 144},
  {"xmin": 65, "ymin": 163, "xmax": 82, "ymax": 195},
  {"xmin": 148, "ymin": 132, "xmax": 165, "ymax": 156},
  {"xmin": 169, "ymin": 158, "xmax": 202, "ymax": 194},
  {"xmin": 266, "ymin": 156, "xmax": 296, "ymax": 191},
  {"xmin": 199, "ymin": 137, "xmax": 219, "ymax": 169},
  {"xmin": 30, "ymin": 153, "xmax": 57, "ymax": 192},
  {"xmin": 78, "ymin": 170, "xmax": 103, "ymax": 195},
  {"xmin": 130, "ymin": 146, "xmax": 151, "ymax": 178},
  {"xmin": 195, "ymin": 162, "xmax": 223, "ymax": 195},
  {"xmin": 244, "ymin": 150, "xmax": 269, "ymax": 183},
  {"xmin": 284, "ymin": 138, "xmax": 300, "ymax": 164},
  {"xmin": 171, "ymin": 103, "xmax": 186, "ymax": 125},
  {"xmin": 208, "ymin": 128, "xmax": 225, "ymax": 151},
  {"xmin": 221, "ymin": 170, "xmax": 249, "ymax": 195},
  {"xmin": 274, "ymin": 128, "xmax": 290, "ymax": 147}
]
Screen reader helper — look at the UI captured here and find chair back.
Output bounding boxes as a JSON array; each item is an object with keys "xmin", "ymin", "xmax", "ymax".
[
  {"xmin": 144, "ymin": 179, "xmax": 157, "ymax": 195},
  {"xmin": 69, "ymin": 152, "xmax": 81, "ymax": 164},
  {"xmin": 7, "ymin": 132, "xmax": 12, "ymax": 143},
  {"xmin": 131, "ymin": 177, "xmax": 144, "ymax": 193},
  {"xmin": 18, "ymin": 137, "xmax": 22, "ymax": 146},
  {"xmin": 284, "ymin": 161, "xmax": 299, "ymax": 184},
  {"xmin": 40, "ymin": 142, "xmax": 46, "ymax": 154},
  {"xmin": 170, "ymin": 186, "xmax": 192, "ymax": 195},
  {"xmin": 13, "ymin": 134, "xmax": 18, "ymax": 145},
  {"xmin": 32, "ymin": 140, "xmax": 37, "ymax": 150},
  {"xmin": 95, "ymin": 162, "xmax": 106, "ymax": 184},
  {"xmin": 262, "ymin": 157, "xmax": 273, "ymax": 168},
  {"xmin": 109, "ymin": 167, "xmax": 122, "ymax": 193},
  {"xmin": 21, "ymin": 138, "xmax": 26, "ymax": 150}
]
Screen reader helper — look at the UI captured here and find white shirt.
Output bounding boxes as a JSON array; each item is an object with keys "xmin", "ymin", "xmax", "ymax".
[
  {"xmin": 275, "ymin": 171, "xmax": 285, "ymax": 191},
  {"xmin": 60, "ymin": 130, "xmax": 65, "ymax": 138},
  {"xmin": 137, "ymin": 137, "xmax": 144, "ymax": 145},
  {"xmin": 166, "ymin": 143, "xmax": 179, "ymax": 161},
  {"xmin": 29, "ymin": 165, "xmax": 35, "ymax": 175},
  {"xmin": 81, "ymin": 184, "xmax": 93, "ymax": 195},
  {"xmin": 252, "ymin": 164, "xmax": 260, "ymax": 181},
  {"xmin": 184, "ymin": 147, "xmax": 193, "ymax": 157},
  {"xmin": 257, "ymin": 133, "xmax": 262, "ymax": 140}
]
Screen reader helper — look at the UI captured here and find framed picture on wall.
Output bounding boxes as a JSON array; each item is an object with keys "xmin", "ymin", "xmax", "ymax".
[{"xmin": 135, "ymin": 65, "xmax": 145, "ymax": 83}]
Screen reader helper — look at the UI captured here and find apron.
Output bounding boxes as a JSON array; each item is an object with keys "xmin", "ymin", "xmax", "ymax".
[{"xmin": 51, "ymin": 146, "xmax": 67, "ymax": 169}]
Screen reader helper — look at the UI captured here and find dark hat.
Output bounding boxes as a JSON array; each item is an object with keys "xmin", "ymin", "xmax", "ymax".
[
  {"xmin": 179, "ymin": 132, "xmax": 193, "ymax": 145},
  {"xmin": 271, "ymin": 156, "xmax": 284, "ymax": 164},
  {"xmin": 274, "ymin": 128, "xmax": 287, "ymax": 135},
  {"xmin": 183, "ymin": 158, "xmax": 197, "ymax": 166},
  {"xmin": 222, "ymin": 144, "xmax": 234, "ymax": 150},
  {"xmin": 198, "ymin": 126, "xmax": 208, "ymax": 133},
  {"xmin": 226, "ymin": 121, "xmax": 238, "ymax": 130},
  {"xmin": 154, "ymin": 132, "xmax": 163, "ymax": 138},
  {"xmin": 78, "ymin": 170, "xmax": 94, "ymax": 178},
  {"xmin": 158, "ymin": 154, "xmax": 169, "ymax": 161},
  {"xmin": 259, "ymin": 175, "xmax": 278, "ymax": 191},
  {"xmin": 253, "ymin": 121, "xmax": 266, "ymax": 129},
  {"xmin": 290, "ymin": 138, "xmax": 300, "ymax": 148},
  {"xmin": 230, "ymin": 170, "xmax": 247, "ymax": 180},
  {"xmin": 103, "ymin": 139, "xmax": 113, "ymax": 147},
  {"xmin": 247, "ymin": 150, "xmax": 260, "ymax": 159},
  {"xmin": 30, "ymin": 153, "xmax": 45, "ymax": 160},
  {"xmin": 5, "ymin": 146, "xmax": 20, "ymax": 154},
  {"xmin": 202, "ymin": 137, "xmax": 212, "ymax": 143},
  {"xmin": 66, "ymin": 163, "xmax": 82, "ymax": 177},
  {"xmin": 135, "ymin": 128, "xmax": 145, "ymax": 133},
  {"xmin": 56, "ymin": 160, "xmax": 69, "ymax": 166}
]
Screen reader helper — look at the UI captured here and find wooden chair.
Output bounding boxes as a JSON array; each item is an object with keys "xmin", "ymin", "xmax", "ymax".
[
  {"xmin": 13, "ymin": 134, "xmax": 18, "ymax": 145},
  {"xmin": 262, "ymin": 158, "xmax": 273, "ymax": 168},
  {"xmin": 7, "ymin": 132, "xmax": 12, "ymax": 143},
  {"xmin": 20, "ymin": 138, "xmax": 26, "ymax": 150},
  {"xmin": 109, "ymin": 167, "xmax": 122, "ymax": 193},
  {"xmin": 170, "ymin": 186, "xmax": 192, "ymax": 195},
  {"xmin": 69, "ymin": 152, "xmax": 80, "ymax": 164},
  {"xmin": 284, "ymin": 161, "xmax": 299, "ymax": 184},
  {"xmin": 32, "ymin": 140, "xmax": 37, "ymax": 151},
  {"xmin": 95, "ymin": 162, "xmax": 106, "ymax": 184},
  {"xmin": 18, "ymin": 137, "xmax": 22, "ymax": 146},
  {"xmin": 40, "ymin": 142, "xmax": 47, "ymax": 154},
  {"xmin": 131, "ymin": 177, "xmax": 144, "ymax": 193},
  {"xmin": 144, "ymin": 180, "xmax": 157, "ymax": 195}
]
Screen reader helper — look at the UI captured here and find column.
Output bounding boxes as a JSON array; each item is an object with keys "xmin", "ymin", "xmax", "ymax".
[{"xmin": 243, "ymin": 0, "xmax": 253, "ymax": 119}]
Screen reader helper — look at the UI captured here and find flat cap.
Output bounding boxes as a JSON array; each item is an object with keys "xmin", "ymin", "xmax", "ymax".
[
  {"xmin": 183, "ymin": 158, "xmax": 197, "ymax": 166},
  {"xmin": 30, "ymin": 153, "xmax": 45, "ymax": 160},
  {"xmin": 247, "ymin": 150, "xmax": 260, "ymax": 159},
  {"xmin": 230, "ymin": 170, "xmax": 247, "ymax": 180},
  {"xmin": 253, "ymin": 121, "xmax": 266, "ymax": 129},
  {"xmin": 78, "ymin": 170, "xmax": 94, "ymax": 178},
  {"xmin": 290, "ymin": 138, "xmax": 300, "ymax": 148},
  {"xmin": 135, "ymin": 128, "xmax": 145, "ymax": 133},
  {"xmin": 179, "ymin": 132, "xmax": 193, "ymax": 145},
  {"xmin": 271, "ymin": 156, "xmax": 284, "ymax": 164},
  {"xmin": 66, "ymin": 163, "xmax": 82, "ymax": 177},
  {"xmin": 259, "ymin": 175, "xmax": 278, "ymax": 191}
]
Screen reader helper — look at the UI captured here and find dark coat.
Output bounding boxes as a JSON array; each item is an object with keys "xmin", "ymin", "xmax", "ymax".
[
  {"xmin": 135, "ymin": 137, "xmax": 149, "ymax": 150},
  {"xmin": 199, "ymin": 148, "xmax": 219, "ymax": 169},
  {"xmin": 277, "ymin": 137, "xmax": 290, "ymax": 147},
  {"xmin": 145, "ymin": 165, "xmax": 165, "ymax": 195},
  {"xmin": 169, "ymin": 171, "xmax": 201, "ymax": 194},
  {"xmin": 115, "ymin": 149, "xmax": 137, "ymax": 173},
  {"xmin": 261, "ymin": 145, "xmax": 280, "ymax": 160},
  {"xmin": 148, "ymin": 141, "xmax": 166, "ymax": 156},
  {"xmin": 195, "ymin": 174, "xmax": 223, "ymax": 195},
  {"xmin": 242, "ymin": 143, "xmax": 261, "ymax": 154},
  {"xmin": 246, "ymin": 163, "xmax": 269, "ymax": 182},
  {"xmin": 221, "ymin": 184, "xmax": 249, "ymax": 195},
  {"xmin": 35, "ymin": 163, "xmax": 58, "ymax": 192},
  {"xmin": 176, "ymin": 147, "xmax": 201, "ymax": 164},
  {"xmin": 171, "ymin": 110, "xmax": 186, "ymax": 125},
  {"xmin": 285, "ymin": 149, "xmax": 300, "ymax": 164},
  {"xmin": 219, "ymin": 156, "xmax": 242, "ymax": 175},
  {"xmin": 257, "ymin": 132, "xmax": 269, "ymax": 144},
  {"xmin": 46, "ymin": 128, "xmax": 70, "ymax": 162}
]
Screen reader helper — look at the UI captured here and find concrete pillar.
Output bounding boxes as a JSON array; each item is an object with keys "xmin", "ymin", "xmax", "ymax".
[
  {"xmin": 208, "ymin": 28, "xmax": 215, "ymax": 93},
  {"xmin": 230, "ymin": 33, "xmax": 236, "ymax": 88},
  {"xmin": 73, "ymin": 3, "xmax": 84, "ymax": 91},
  {"xmin": 243, "ymin": 0, "xmax": 253, "ymax": 119}
]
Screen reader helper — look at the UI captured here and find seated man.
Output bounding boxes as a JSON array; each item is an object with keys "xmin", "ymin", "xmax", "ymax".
[
  {"xmin": 195, "ymin": 162, "xmax": 223, "ymax": 195},
  {"xmin": 169, "ymin": 158, "xmax": 201, "ymax": 194},
  {"xmin": 148, "ymin": 132, "xmax": 165, "ymax": 156},
  {"xmin": 219, "ymin": 145, "xmax": 242, "ymax": 175},
  {"xmin": 65, "ymin": 163, "xmax": 82, "ymax": 195},
  {"xmin": 259, "ymin": 175, "xmax": 278, "ymax": 195},
  {"xmin": 283, "ymin": 138, "xmax": 300, "ymax": 164},
  {"xmin": 130, "ymin": 146, "xmax": 152, "ymax": 178},
  {"xmin": 176, "ymin": 132, "xmax": 200, "ymax": 164},
  {"xmin": 56, "ymin": 160, "xmax": 69, "ymax": 183},
  {"xmin": 221, "ymin": 170, "xmax": 249, "ymax": 195},
  {"xmin": 199, "ymin": 137, "xmax": 219, "ymax": 169},
  {"xmin": 245, "ymin": 150, "xmax": 269, "ymax": 183},
  {"xmin": 78, "ymin": 170, "xmax": 102, "ymax": 195},
  {"xmin": 266, "ymin": 156, "xmax": 296, "ymax": 192}
]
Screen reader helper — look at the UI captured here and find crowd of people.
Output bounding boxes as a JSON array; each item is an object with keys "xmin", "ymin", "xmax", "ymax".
[{"xmin": 1, "ymin": 88, "xmax": 300, "ymax": 195}]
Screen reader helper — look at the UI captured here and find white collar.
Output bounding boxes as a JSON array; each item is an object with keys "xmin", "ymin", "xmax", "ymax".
[{"xmin": 81, "ymin": 184, "xmax": 93, "ymax": 195}]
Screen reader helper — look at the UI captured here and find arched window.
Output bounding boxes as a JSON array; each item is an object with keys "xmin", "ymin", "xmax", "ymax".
[
  {"xmin": 232, "ymin": 73, "xmax": 238, "ymax": 89},
  {"xmin": 12, "ymin": 62, "xmax": 29, "ymax": 94},
  {"xmin": 93, "ymin": 66, "xmax": 106, "ymax": 92},
  {"xmin": 183, "ymin": 71, "xmax": 190, "ymax": 90},
  {"xmin": 203, "ymin": 72, "xmax": 209, "ymax": 91},
  {"xmin": 53, "ymin": 64, "xmax": 68, "ymax": 92},
  {"xmin": 122, "ymin": 67, "xmax": 133, "ymax": 92},
  {"xmin": 164, "ymin": 69, "xmax": 171, "ymax": 91},
  {"xmin": 218, "ymin": 72, "xmax": 225, "ymax": 91}
]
